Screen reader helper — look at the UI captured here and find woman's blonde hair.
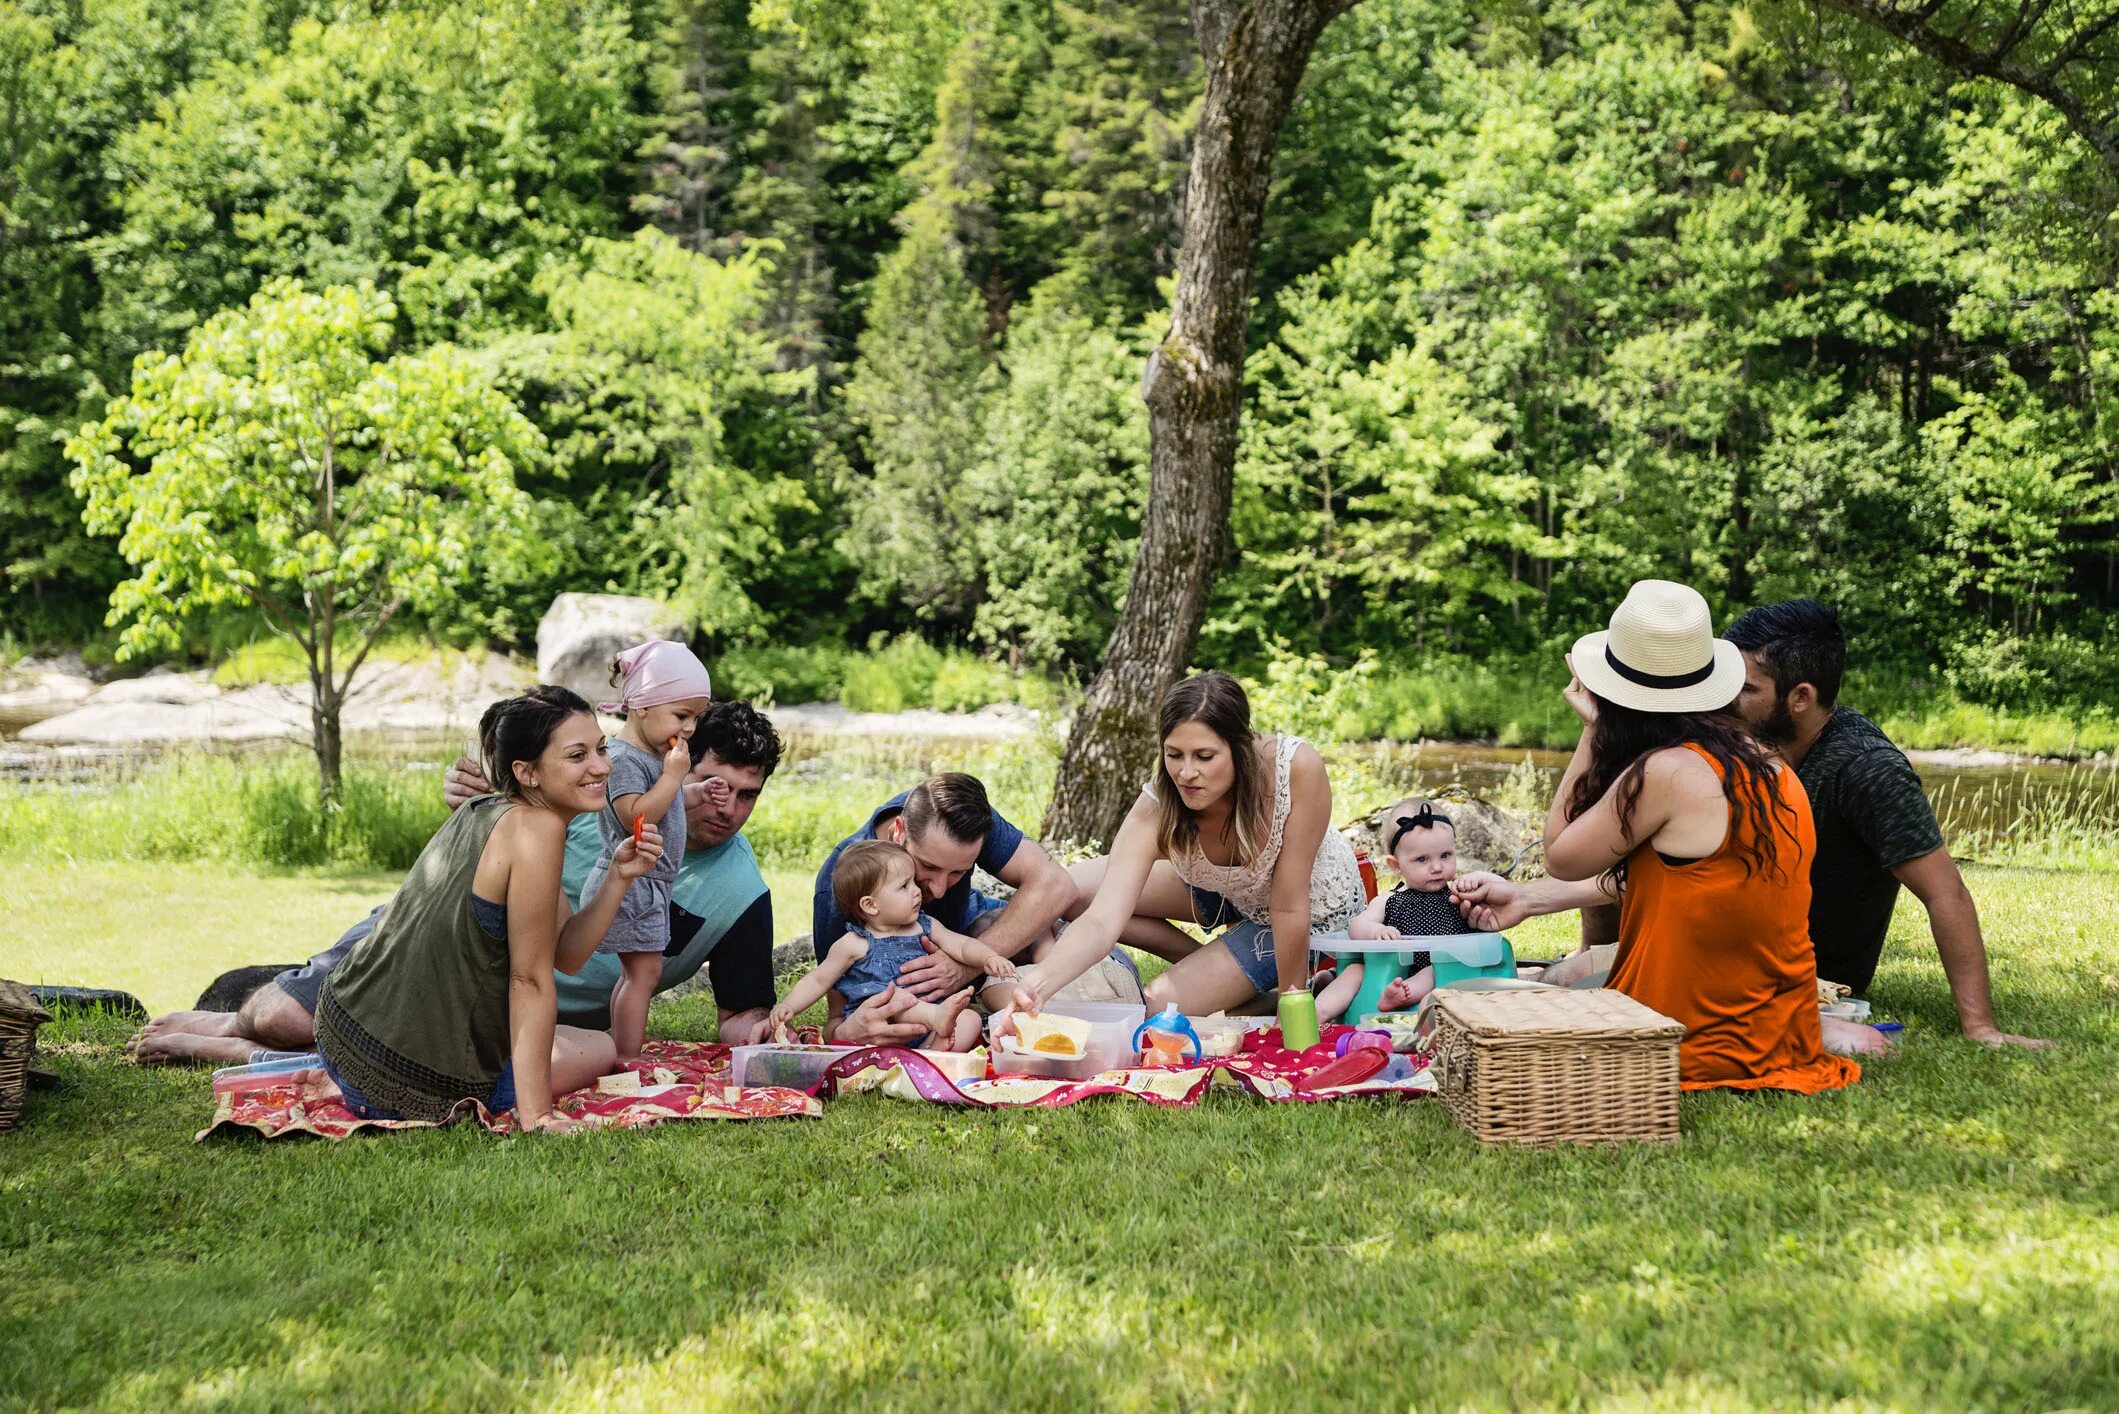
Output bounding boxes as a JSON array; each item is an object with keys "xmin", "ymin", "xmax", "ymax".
[{"xmin": 1153, "ymin": 671, "xmax": 1270, "ymax": 864}]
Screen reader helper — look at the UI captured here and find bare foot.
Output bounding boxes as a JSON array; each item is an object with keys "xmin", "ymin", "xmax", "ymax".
[
  {"xmin": 930, "ymin": 988, "xmax": 977, "ymax": 1052},
  {"xmin": 135, "ymin": 1010, "xmax": 240, "ymax": 1042},
  {"xmin": 1821, "ymin": 1015, "xmax": 1897, "ymax": 1057},
  {"xmin": 1537, "ymin": 951, "xmax": 1598, "ymax": 987},
  {"xmin": 128, "ymin": 1031, "xmax": 261, "ymax": 1067}
]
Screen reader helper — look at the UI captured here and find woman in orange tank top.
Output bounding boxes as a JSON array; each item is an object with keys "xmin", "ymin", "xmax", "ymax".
[{"xmin": 1544, "ymin": 581, "xmax": 1858, "ymax": 1094}]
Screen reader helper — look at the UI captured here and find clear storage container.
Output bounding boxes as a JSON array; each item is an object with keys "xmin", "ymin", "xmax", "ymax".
[
  {"xmin": 727, "ymin": 1043, "xmax": 863, "ymax": 1090},
  {"xmin": 994, "ymin": 999, "xmax": 1145, "ymax": 1080}
]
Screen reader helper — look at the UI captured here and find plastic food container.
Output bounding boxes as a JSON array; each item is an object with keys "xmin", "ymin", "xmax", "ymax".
[
  {"xmin": 1819, "ymin": 998, "xmax": 1872, "ymax": 1022},
  {"xmin": 994, "ymin": 999, "xmax": 1145, "ymax": 1080},
  {"xmin": 727, "ymin": 1043, "xmax": 863, "ymax": 1090},
  {"xmin": 1191, "ymin": 1012, "xmax": 1267, "ymax": 1057}
]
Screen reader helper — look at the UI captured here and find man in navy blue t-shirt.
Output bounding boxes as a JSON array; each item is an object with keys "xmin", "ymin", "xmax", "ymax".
[{"xmin": 812, "ymin": 772, "xmax": 1079, "ymax": 1042}]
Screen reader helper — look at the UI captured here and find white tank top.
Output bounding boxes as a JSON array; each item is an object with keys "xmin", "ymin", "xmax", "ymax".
[{"xmin": 1144, "ymin": 734, "xmax": 1363, "ymax": 930}]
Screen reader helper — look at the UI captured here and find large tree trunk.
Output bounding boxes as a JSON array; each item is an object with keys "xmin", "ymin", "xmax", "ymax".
[{"xmin": 1042, "ymin": 0, "xmax": 1359, "ymax": 849}]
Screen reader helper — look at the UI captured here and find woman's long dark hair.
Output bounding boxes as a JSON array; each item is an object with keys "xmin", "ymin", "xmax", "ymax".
[
  {"xmin": 479, "ymin": 685, "xmax": 594, "ymax": 801},
  {"xmin": 1154, "ymin": 670, "xmax": 1270, "ymax": 864},
  {"xmin": 1565, "ymin": 696, "xmax": 1799, "ymax": 883}
]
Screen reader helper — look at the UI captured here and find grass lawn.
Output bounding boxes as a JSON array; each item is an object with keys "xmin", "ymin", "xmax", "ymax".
[{"xmin": 4, "ymin": 865, "xmax": 2118, "ymax": 1408}]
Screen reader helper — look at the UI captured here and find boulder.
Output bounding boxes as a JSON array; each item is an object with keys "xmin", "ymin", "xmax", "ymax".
[
  {"xmin": 1342, "ymin": 794, "xmax": 1541, "ymax": 880},
  {"xmin": 0, "ymin": 671, "xmax": 95, "ymax": 731},
  {"xmin": 536, "ymin": 594, "xmax": 688, "ymax": 708},
  {"xmin": 88, "ymin": 669, "xmax": 221, "ymax": 706}
]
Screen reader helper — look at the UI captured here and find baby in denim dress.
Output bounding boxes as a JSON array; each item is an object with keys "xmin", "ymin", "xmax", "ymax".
[{"xmin": 770, "ymin": 840, "xmax": 1017, "ymax": 1050}]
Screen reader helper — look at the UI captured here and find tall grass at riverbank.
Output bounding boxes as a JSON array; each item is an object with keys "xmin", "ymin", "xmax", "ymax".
[
  {"xmin": 7, "ymin": 729, "xmax": 2113, "ymax": 882},
  {"xmin": 0, "ymin": 750, "xmax": 445, "ymax": 870}
]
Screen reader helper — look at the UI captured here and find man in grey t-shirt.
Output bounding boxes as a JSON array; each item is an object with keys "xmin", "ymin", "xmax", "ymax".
[{"xmin": 1723, "ymin": 599, "xmax": 2047, "ymax": 1049}]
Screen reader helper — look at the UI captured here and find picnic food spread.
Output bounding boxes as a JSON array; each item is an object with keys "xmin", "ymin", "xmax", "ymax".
[{"xmin": 1016, "ymin": 1012, "xmax": 1090, "ymax": 1057}]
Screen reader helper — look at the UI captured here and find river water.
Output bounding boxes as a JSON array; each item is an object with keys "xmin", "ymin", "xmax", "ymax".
[
  {"xmin": 5, "ymin": 730, "xmax": 2114, "ymax": 845},
  {"xmin": 1336, "ymin": 741, "xmax": 2119, "ymax": 845}
]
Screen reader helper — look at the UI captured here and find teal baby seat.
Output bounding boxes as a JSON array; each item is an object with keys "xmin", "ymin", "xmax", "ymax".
[
  {"xmin": 1426, "ymin": 933, "xmax": 1517, "ymax": 990},
  {"xmin": 1319, "ymin": 932, "xmax": 1518, "ymax": 1022}
]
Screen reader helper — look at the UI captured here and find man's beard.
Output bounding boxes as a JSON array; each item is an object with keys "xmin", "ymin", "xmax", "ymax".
[{"xmin": 1755, "ymin": 694, "xmax": 1798, "ymax": 746}]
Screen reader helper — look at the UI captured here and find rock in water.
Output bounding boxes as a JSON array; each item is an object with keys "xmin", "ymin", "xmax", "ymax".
[{"xmin": 536, "ymin": 594, "xmax": 689, "ymax": 709}]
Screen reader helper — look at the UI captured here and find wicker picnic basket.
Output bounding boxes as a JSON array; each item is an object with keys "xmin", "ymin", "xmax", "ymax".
[
  {"xmin": 0, "ymin": 979, "xmax": 52, "ymax": 1133},
  {"xmin": 1425, "ymin": 985, "xmax": 1683, "ymax": 1147}
]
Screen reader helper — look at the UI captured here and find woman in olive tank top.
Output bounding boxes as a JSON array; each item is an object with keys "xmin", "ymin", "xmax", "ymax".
[{"xmin": 316, "ymin": 686, "xmax": 666, "ymax": 1132}]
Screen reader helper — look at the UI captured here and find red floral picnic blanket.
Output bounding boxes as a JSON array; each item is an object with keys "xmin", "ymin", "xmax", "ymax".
[
  {"xmin": 818, "ymin": 1025, "xmax": 1435, "ymax": 1108},
  {"xmin": 197, "ymin": 1026, "xmax": 1429, "ymax": 1140},
  {"xmin": 196, "ymin": 1039, "xmax": 820, "ymax": 1141}
]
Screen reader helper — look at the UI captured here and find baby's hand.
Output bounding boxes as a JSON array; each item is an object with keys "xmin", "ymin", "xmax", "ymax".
[
  {"xmin": 613, "ymin": 822, "xmax": 663, "ymax": 881},
  {"xmin": 662, "ymin": 733, "xmax": 691, "ymax": 777},
  {"xmin": 981, "ymin": 954, "xmax": 1019, "ymax": 980},
  {"xmin": 701, "ymin": 775, "xmax": 732, "ymax": 809},
  {"xmin": 766, "ymin": 1005, "xmax": 795, "ymax": 1040}
]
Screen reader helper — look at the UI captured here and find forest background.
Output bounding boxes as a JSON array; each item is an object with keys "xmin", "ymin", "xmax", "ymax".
[{"xmin": 6, "ymin": 0, "xmax": 2117, "ymax": 752}]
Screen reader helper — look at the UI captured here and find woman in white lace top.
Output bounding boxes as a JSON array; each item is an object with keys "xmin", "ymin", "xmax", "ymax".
[{"xmin": 1009, "ymin": 671, "xmax": 1363, "ymax": 1017}]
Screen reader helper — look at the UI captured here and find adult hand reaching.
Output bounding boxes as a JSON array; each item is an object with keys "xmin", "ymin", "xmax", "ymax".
[
  {"xmin": 1451, "ymin": 872, "xmax": 1529, "ymax": 932},
  {"xmin": 1003, "ymin": 973, "xmax": 1049, "ymax": 1021},
  {"xmin": 831, "ymin": 985, "xmax": 930, "ymax": 1047},
  {"xmin": 611, "ymin": 822, "xmax": 663, "ymax": 881},
  {"xmin": 444, "ymin": 754, "xmax": 490, "ymax": 810}
]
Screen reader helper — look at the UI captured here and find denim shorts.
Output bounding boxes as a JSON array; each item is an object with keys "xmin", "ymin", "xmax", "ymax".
[
  {"xmin": 322, "ymin": 1055, "xmax": 516, "ymax": 1121},
  {"xmin": 1188, "ymin": 886, "xmax": 1280, "ymax": 994}
]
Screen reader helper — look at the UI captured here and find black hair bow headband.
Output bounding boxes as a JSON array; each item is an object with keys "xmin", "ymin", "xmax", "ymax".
[{"xmin": 1388, "ymin": 804, "xmax": 1450, "ymax": 854}]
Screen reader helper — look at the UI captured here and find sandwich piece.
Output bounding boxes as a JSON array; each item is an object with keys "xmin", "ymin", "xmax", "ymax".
[{"xmin": 1014, "ymin": 1012, "xmax": 1091, "ymax": 1058}]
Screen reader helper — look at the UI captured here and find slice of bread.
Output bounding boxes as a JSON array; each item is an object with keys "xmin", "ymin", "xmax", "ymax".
[{"xmin": 1014, "ymin": 1012, "xmax": 1091, "ymax": 1057}]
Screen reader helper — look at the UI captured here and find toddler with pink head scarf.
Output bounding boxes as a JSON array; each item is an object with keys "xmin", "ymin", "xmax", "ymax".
[{"xmin": 582, "ymin": 639, "xmax": 716, "ymax": 1062}]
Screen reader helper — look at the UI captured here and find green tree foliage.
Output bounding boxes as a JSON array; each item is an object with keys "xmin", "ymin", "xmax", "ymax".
[
  {"xmin": 9, "ymin": 0, "xmax": 2114, "ymax": 723},
  {"xmin": 500, "ymin": 230, "xmax": 823, "ymax": 640},
  {"xmin": 967, "ymin": 287, "xmax": 1151, "ymax": 666},
  {"xmin": 0, "ymin": 0, "xmax": 310, "ymax": 640},
  {"xmin": 67, "ymin": 280, "xmax": 542, "ymax": 797},
  {"xmin": 1004, "ymin": 1, "xmax": 1200, "ymax": 315},
  {"xmin": 1211, "ymin": 10, "xmax": 2116, "ymax": 670},
  {"xmin": 839, "ymin": 201, "xmax": 992, "ymax": 623},
  {"xmin": 90, "ymin": 1, "xmax": 651, "ymax": 360}
]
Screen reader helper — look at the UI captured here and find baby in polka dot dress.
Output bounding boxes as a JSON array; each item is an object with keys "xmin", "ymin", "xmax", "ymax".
[{"xmin": 1315, "ymin": 799, "xmax": 1479, "ymax": 1022}]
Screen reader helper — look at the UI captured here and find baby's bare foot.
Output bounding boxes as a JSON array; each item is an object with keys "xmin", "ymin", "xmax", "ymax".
[{"xmin": 929, "ymin": 988, "xmax": 977, "ymax": 1052}]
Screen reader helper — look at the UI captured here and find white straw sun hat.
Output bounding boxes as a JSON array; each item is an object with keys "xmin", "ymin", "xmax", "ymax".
[{"xmin": 1570, "ymin": 579, "xmax": 1745, "ymax": 714}]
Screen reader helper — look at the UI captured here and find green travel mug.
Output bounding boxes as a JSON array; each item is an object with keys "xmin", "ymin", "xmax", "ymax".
[{"xmin": 1277, "ymin": 987, "xmax": 1320, "ymax": 1051}]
